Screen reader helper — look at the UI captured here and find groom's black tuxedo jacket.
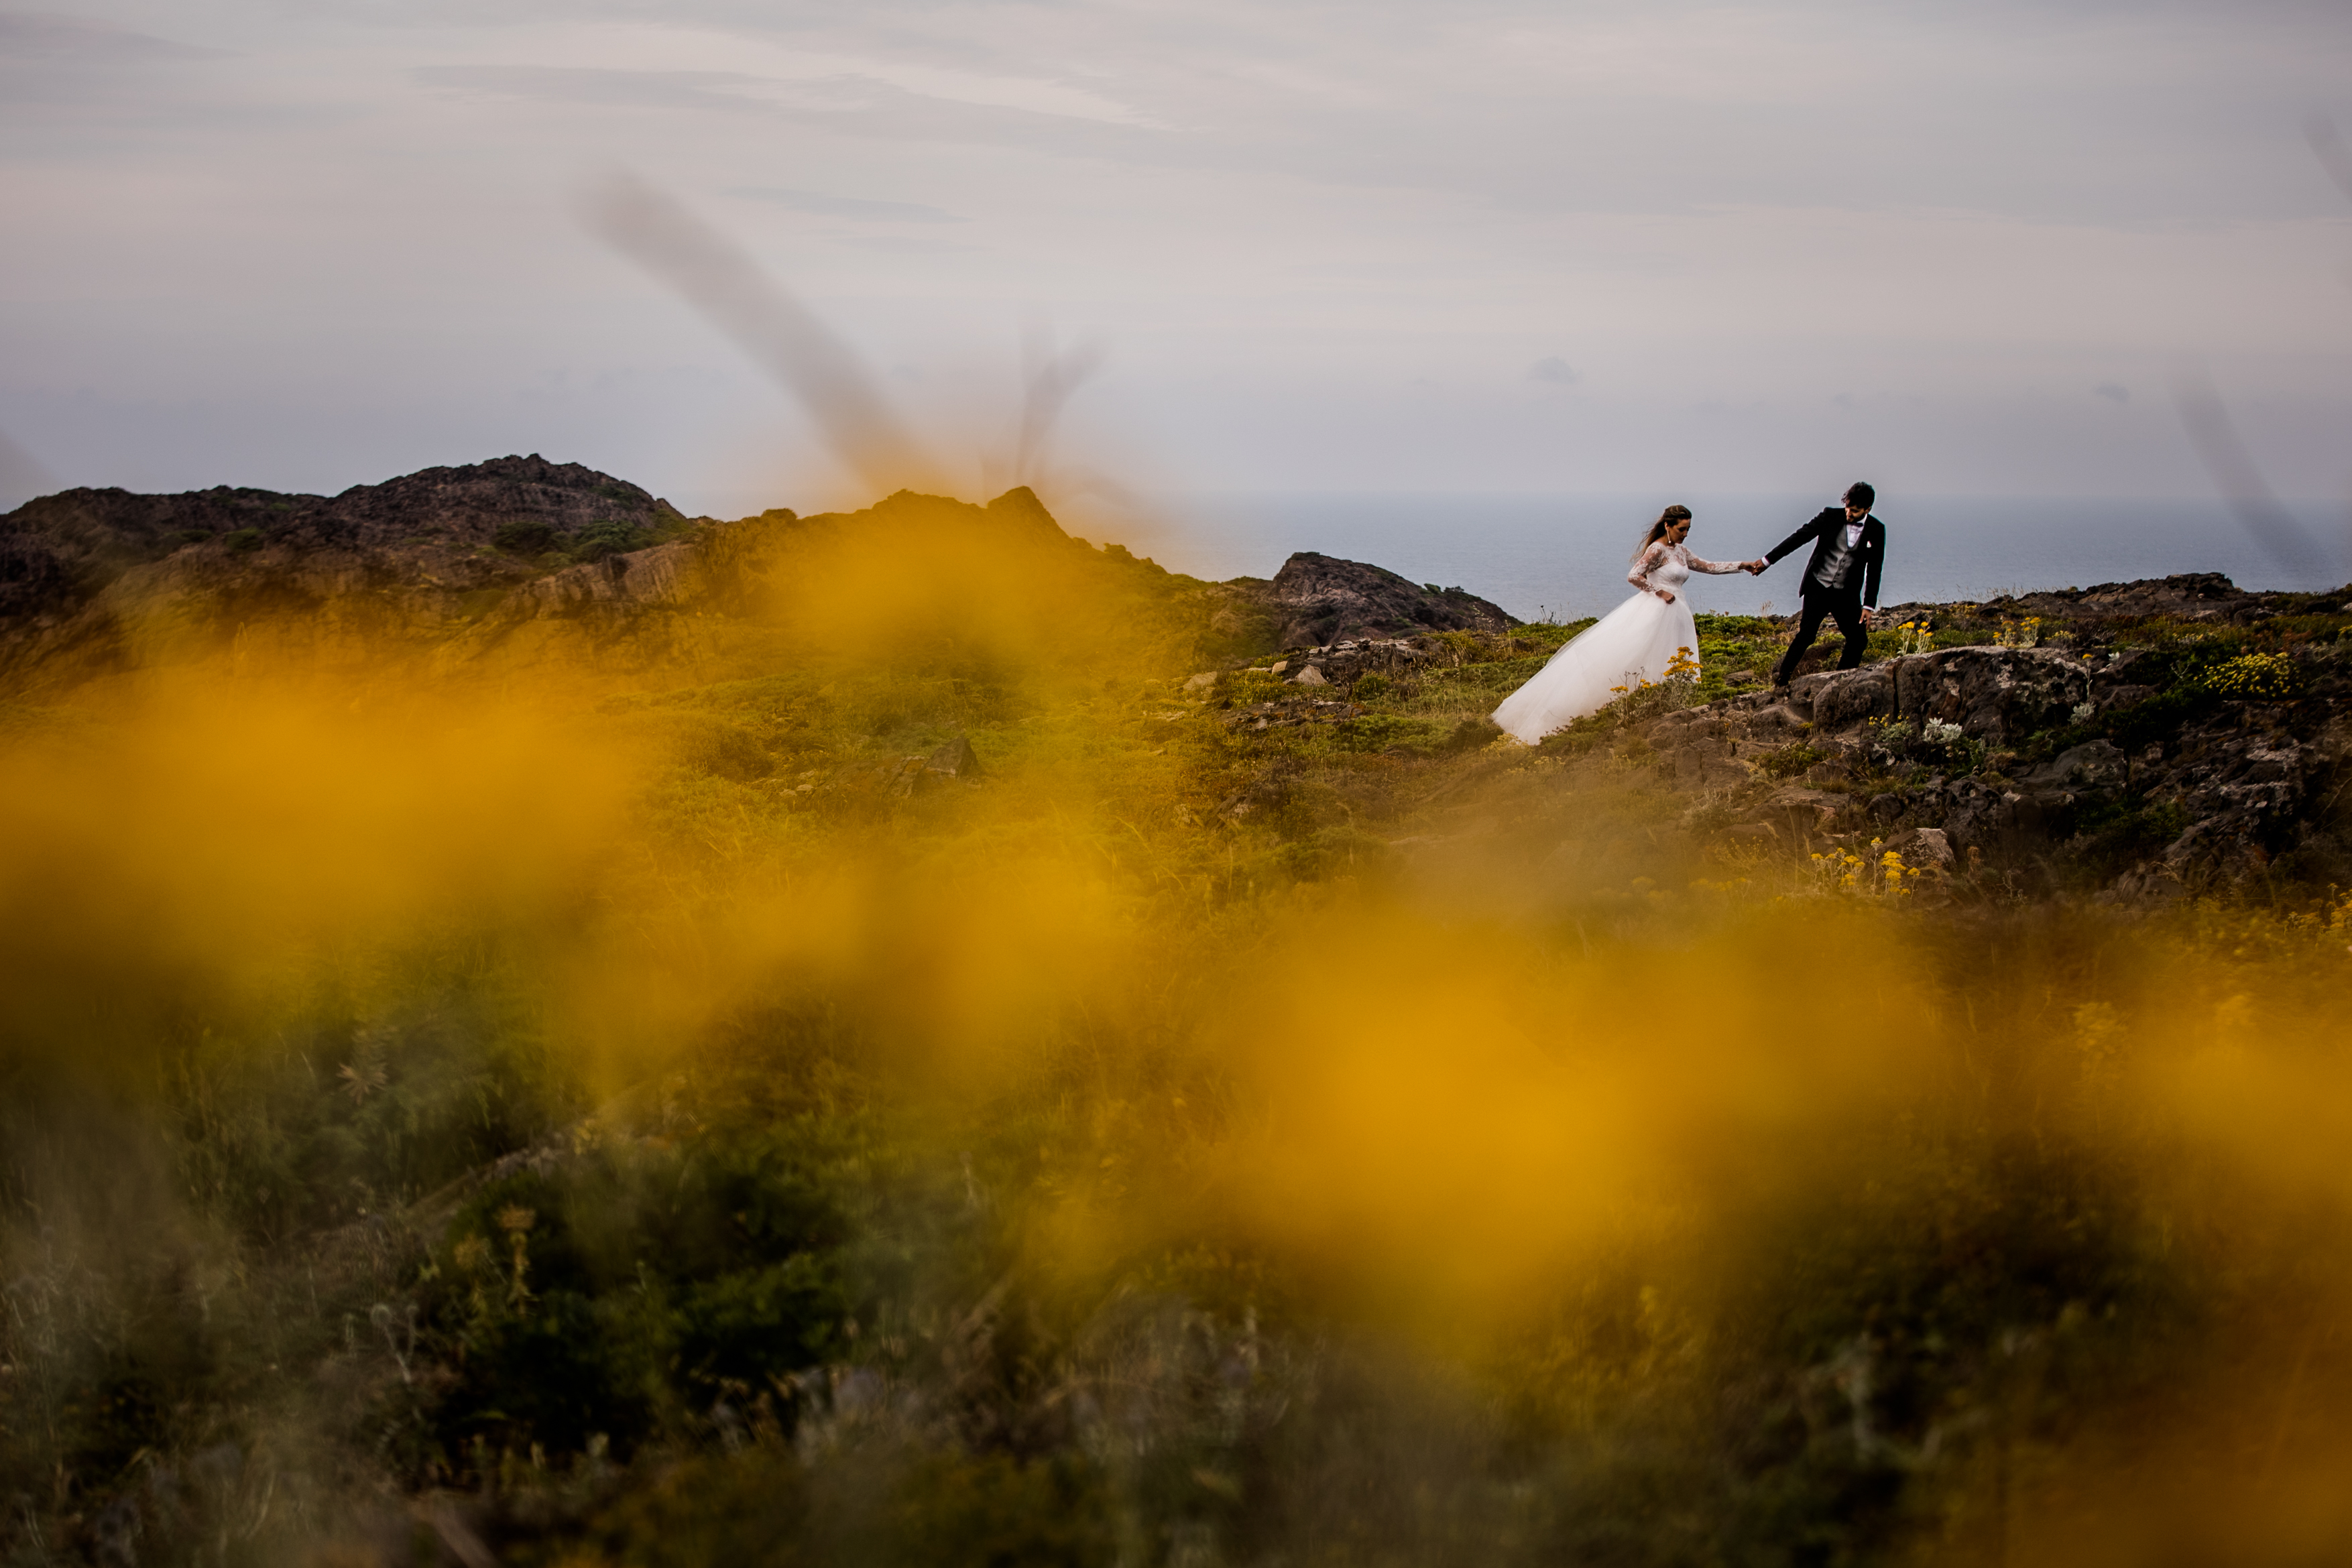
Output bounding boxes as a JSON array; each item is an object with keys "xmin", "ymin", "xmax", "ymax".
[{"xmin": 1767, "ymin": 508, "xmax": 1885, "ymax": 607}]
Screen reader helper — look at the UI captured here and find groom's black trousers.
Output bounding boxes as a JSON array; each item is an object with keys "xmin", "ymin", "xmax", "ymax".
[{"xmin": 1775, "ymin": 589, "xmax": 1869, "ymax": 684}]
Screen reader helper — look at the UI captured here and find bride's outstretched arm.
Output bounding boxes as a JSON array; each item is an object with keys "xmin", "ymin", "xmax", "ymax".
[{"xmin": 1684, "ymin": 552, "xmax": 1748, "ymax": 575}]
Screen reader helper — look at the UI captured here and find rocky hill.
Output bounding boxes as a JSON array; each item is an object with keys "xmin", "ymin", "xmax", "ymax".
[
  {"xmin": 3, "ymin": 459, "xmax": 2343, "ymax": 898},
  {"xmin": 7, "ymin": 467, "xmax": 2352, "ymax": 1567},
  {"xmin": 0, "ymin": 461, "xmax": 1519, "ymax": 689},
  {"xmin": 0, "ymin": 455, "xmax": 692, "ymax": 682},
  {"xmin": 1181, "ymin": 571, "xmax": 2351, "ymax": 902}
]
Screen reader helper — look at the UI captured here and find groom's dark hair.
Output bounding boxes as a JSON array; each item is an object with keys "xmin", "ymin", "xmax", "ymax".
[{"xmin": 1844, "ymin": 481, "xmax": 1876, "ymax": 509}]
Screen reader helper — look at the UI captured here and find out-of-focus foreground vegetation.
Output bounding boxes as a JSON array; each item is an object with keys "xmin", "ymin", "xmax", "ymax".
[{"xmin": 4, "ymin": 491, "xmax": 2352, "ymax": 1567}]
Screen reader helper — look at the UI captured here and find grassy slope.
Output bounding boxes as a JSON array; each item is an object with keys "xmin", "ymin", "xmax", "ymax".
[{"xmin": 5, "ymin": 499, "xmax": 2352, "ymax": 1565}]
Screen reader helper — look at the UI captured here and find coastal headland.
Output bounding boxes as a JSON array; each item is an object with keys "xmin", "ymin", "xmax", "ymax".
[{"xmin": 4, "ymin": 461, "xmax": 2351, "ymax": 1564}]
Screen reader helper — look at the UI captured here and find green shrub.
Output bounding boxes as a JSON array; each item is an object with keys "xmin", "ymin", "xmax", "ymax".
[
  {"xmin": 573, "ymin": 517, "xmax": 658, "ymax": 563},
  {"xmin": 1754, "ymin": 741, "xmax": 1825, "ymax": 780},
  {"xmin": 614, "ymin": 710, "xmax": 775, "ymax": 780},
  {"xmin": 222, "ymin": 528, "xmax": 262, "ymax": 554},
  {"xmin": 1332, "ymin": 713, "xmax": 1443, "ymax": 753},
  {"xmin": 2104, "ymin": 686, "xmax": 2219, "ymax": 754},
  {"xmin": 416, "ymin": 1134, "xmax": 859, "ymax": 1472},
  {"xmin": 1275, "ymin": 825, "xmax": 1396, "ymax": 882},
  {"xmin": 887, "ymin": 1451, "xmax": 1115, "ymax": 1568},
  {"xmin": 494, "ymin": 518, "xmax": 560, "ymax": 555},
  {"xmin": 1351, "ymin": 671, "xmax": 1394, "ymax": 703},
  {"xmin": 2067, "ymin": 795, "xmax": 2191, "ymax": 878},
  {"xmin": 431, "ymin": 1287, "xmax": 653, "ymax": 1459},
  {"xmin": 676, "ymin": 1256, "xmax": 846, "ymax": 1392},
  {"xmin": 1440, "ymin": 716, "xmax": 1505, "ymax": 752},
  {"xmin": 1692, "ymin": 613, "xmax": 1779, "ymax": 638}
]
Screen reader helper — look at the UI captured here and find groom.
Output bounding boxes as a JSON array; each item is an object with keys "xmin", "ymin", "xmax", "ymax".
[{"xmin": 1753, "ymin": 482, "xmax": 1886, "ymax": 687}]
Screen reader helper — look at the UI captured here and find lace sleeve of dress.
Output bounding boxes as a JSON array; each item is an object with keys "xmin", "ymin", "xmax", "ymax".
[
  {"xmin": 1682, "ymin": 548, "xmax": 1748, "ymax": 575},
  {"xmin": 1627, "ymin": 541, "xmax": 1673, "ymax": 594}
]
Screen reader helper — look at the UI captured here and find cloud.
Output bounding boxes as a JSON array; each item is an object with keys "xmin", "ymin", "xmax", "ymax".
[
  {"xmin": 6, "ymin": 0, "xmax": 2352, "ymax": 507},
  {"xmin": 829, "ymin": 233, "xmax": 979, "ymax": 254},
  {"xmin": 2093, "ymin": 383, "xmax": 2130, "ymax": 404},
  {"xmin": 410, "ymin": 64, "xmax": 766, "ymax": 111},
  {"xmin": 404, "ymin": 62, "xmax": 1159, "ymax": 160},
  {"xmin": 2308, "ymin": 115, "xmax": 2352, "ymax": 205},
  {"xmin": 0, "ymin": 12, "xmax": 225, "ymax": 63},
  {"xmin": 416, "ymin": 22, "xmax": 1161, "ymax": 128},
  {"xmin": 730, "ymin": 186, "xmax": 964, "ymax": 223}
]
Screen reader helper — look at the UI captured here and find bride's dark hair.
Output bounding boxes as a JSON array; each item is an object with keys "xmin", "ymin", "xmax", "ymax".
[{"xmin": 1632, "ymin": 504, "xmax": 1694, "ymax": 561}]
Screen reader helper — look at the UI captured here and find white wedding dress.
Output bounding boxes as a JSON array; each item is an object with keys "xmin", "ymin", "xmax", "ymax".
[{"xmin": 1492, "ymin": 541, "xmax": 1747, "ymax": 744}]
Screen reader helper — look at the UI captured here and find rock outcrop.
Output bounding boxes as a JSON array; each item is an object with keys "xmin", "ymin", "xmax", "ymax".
[
  {"xmin": 1181, "ymin": 570, "xmax": 2349, "ymax": 900},
  {"xmin": 1876, "ymin": 572, "xmax": 2320, "ymax": 629},
  {"xmin": 0, "ymin": 455, "xmax": 693, "ymax": 682},
  {"xmin": 9, "ymin": 454, "xmax": 2344, "ymax": 902},
  {"xmin": 1627, "ymin": 640, "xmax": 2350, "ymax": 896},
  {"xmin": 508, "ymin": 540, "xmax": 702, "ymax": 615},
  {"xmin": 3, "ymin": 459, "xmax": 1541, "ymax": 690},
  {"xmin": 1228, "ymin": 552, "xmax": 1519, "ymax": 650}
]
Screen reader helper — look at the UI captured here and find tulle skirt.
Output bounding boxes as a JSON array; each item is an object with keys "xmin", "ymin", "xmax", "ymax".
[{"xmin": 1492, "ymin": 591, "xmax": 1698, "ymax": 744}]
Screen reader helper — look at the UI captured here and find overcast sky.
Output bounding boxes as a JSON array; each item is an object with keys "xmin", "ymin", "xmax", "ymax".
[{"xmin": 2, "ymin": 0, "xmax": 2349, "ymax": 524}]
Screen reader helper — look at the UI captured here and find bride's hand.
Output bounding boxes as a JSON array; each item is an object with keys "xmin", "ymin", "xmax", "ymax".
[{"xmin": 1657, "ymin": 589, "xmax": 1676, "ymax": 603}]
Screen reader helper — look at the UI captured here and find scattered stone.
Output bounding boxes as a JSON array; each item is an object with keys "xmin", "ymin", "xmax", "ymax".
[
  {"xmin": 1291, "ymin": 665, "xmax": 1328, "ymax": 686},
  {"xmin": 1764, "ymin": 786, "xmax": 1843, "ymax": 839},
  {"xmin": 1665, "ymin": 741, "xmax": 1749, "ymax": 790},
  {"xmin": 925, "ymin": 734, "xmax": 983, "ymax": 779},
  {"xmin": 2021, "ymin": 739, "xmax": 2125, "ymax": 790},
  {"xmin": 1881, "ymin": 826, "xmax": 1956, "ymax": 868}
]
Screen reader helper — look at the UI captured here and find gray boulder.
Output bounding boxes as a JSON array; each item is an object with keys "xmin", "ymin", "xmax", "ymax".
[
  {"xmin": 1252, "ymin": 552, "xmax": 1519, "ymax": 650},
  {"xmin": 2022, "ymin": 739, "xmax": 2126, "ymax": 790},
  {"xmin": 1887, "ymin": 826, "xmax": 1955, "ymax": 867},
  {"xmin": 1802, "ymin": 666, "xmax": 1897, "ymax": 731},
  {"xmin": 1891, "ymin": 647, "xmax": 2093, "ymax": 743}
]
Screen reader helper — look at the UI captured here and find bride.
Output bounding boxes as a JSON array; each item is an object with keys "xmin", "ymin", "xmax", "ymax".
[{"xmin": 1492, "ymin": 505, "xmax": 1758, "ymax": 745}]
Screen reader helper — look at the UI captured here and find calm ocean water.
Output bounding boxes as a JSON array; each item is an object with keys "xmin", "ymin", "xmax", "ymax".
[{"xmin": 1138, "ymin": 493, "xmax": 2352, "ymax": 624}]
